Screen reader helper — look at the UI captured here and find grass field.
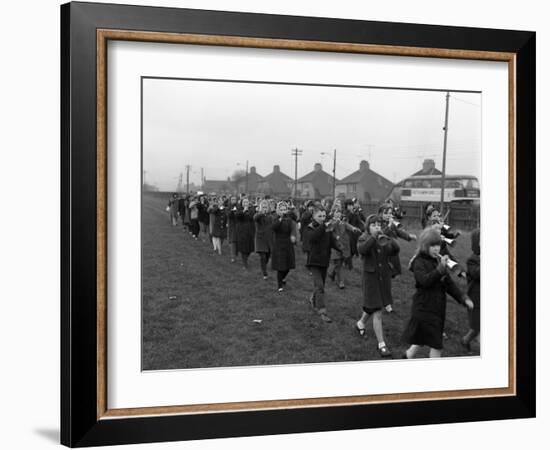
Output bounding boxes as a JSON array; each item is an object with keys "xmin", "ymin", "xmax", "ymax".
[{"xmin": 142, "ymin": 195, "xmax": 479, "ymax": 370}]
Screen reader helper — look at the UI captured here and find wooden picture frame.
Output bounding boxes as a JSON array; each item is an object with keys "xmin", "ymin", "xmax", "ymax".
[{"xmin": 61, "ymin": 1, "xmax": 535, "ymax": 447}]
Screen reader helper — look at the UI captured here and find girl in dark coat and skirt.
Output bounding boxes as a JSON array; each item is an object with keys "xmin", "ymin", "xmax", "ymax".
[
  {"xmin": 379, "ymin": 204, "xmax": 417, "ymax": 312},
  {"xmin": 402, "ymin": 228, "xmax": 474, "ymax": 358},
  {"xmin": 207, "ymin": 198, "xmax": 227, "ymax": 255},
  {"xmin": 254, "ymin": 199, "xmax": 273, "ymax": 279},
  {"xmin": 226, "ymin": 196, "xmax": 239, "ymax": 262},
  {"xmin": 271, "ymin": 201, "xmax": 296, "ymax": 291},
  {"xmin": 235, "ymin": 198, "xmax": 255, "ymax": 269},
  {"xmin": 355, "ymin": 214, "xmax": 399, "ymax": 357}
]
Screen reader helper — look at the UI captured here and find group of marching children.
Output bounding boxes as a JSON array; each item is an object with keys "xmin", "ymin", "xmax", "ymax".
[{"xmin": 167, "ymin": 193, "xmax": 480, "ymax": 358}]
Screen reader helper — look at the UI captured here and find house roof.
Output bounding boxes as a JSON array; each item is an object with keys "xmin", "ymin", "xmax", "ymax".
[
  {"xmin": 297, "ymin": 164, "xmax": 337, "ymax": 198},
  {"xmin": 338, "ymin": 168, "xmax": 392, "ymax": 186},
  {"xmin": 335, "ymin": 161, "xmax": 394, "ymax": 201},
  {"xmin": 258, "ymin": 166, "xmax": 292, "ymax": 195}
]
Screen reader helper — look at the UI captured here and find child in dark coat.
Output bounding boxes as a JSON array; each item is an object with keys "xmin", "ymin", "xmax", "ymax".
[
  {"xmin": 355, "ymin": 214, "xmax": 399, "ymax": 357},
  {"xmin": 235, "ymin": 198, "xmax": 255, "ymax": 269},
  {"xmin": 207, "ymin": 198, "xmax": 227, "ymax": 255},
  {"xmin": 379, "ymin": 204, "xmax": 417, "ymax": 312},
  {"xmin": 254, "ymin": 200, "xmax": 273, "ymax": 279},
  {"xmin": 327, "ymin": 208, "xmax": 360, "ymax": 289},
  {"xmin": 271, "ymin": 201, "xmax": 296, "ymax": 291},
  {"xmin": 304, "ymin": 207, "xmax": 342, "ymax": 323},
  {"xmin": 461, "ymin": 228, "xmax": 480, "ymax": 351},
  {"xmin": 402, "ymin": 228, "xmax": 474, "ymax": 358},
  {"xmin": 226, "ymin": 196, "xmax": 239, "ymax": 262}
]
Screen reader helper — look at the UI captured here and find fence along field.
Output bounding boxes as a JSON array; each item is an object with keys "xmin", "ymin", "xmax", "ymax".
[{"xmin": 142, "ymin": 193, "xmax": 479, "ymax": 370}]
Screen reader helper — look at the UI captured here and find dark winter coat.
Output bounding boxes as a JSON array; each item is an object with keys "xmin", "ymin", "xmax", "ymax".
[
  {"xmin": 304, "ymin": 222, "xmax": 342, "ymax": 268},
  {"xmin": 254, "ymin": 212, "xmax": 273, "ymax": 253},
  {"xmin": 345, "ymin": 209, "xmax": 365, "ymax": 256},
  {"xmin": 207, "ymin": 205, "xmax": 227, "ymax": 239},
  {"xmin": 330, "ymin": 221, "xmax": 353, "ymax": 259},
  {"xmin": 402, "ymin": 252, "xmax": 466, "ymax": 349},
  {"xmin": 226, "ymin": 207, "xmax": 238, "ymax": 243},
  {"xmin": 357, "ymin": 233, "xmax": 399, "ymax": 310},
  {"xmin": 178, "ymin": 198, "xmax": 186, "ymax": 217},
  {"xmin": 235, "ymin": 208, "xmax": 255, "ymax": 255},
  {"xmin": 466, "ymin": 253, "xmax": 481, "ymax": 331},
  {"xmin": 197, "ymin": 202, "xmax": 210, "ymax": 225},
  {"xmin": 299, "ymin": 210, "xmax": 314, "ymax": 249},
  {"xmin": 382, "ymin": 221, "xmax": 412, "ymax": 276},
  {"xmin": 271, "ymin": 216, "xmax": 296, "ymax": 271}
]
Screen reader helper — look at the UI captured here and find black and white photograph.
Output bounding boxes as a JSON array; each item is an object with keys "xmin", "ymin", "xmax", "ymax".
[{"xmin": 141, "ymin": 77, "xmax": 482, "ymax": 370}]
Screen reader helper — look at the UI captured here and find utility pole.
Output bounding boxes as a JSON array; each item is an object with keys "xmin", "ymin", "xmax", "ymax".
[
  {"xmin": 440, "ymin": 92, "xmax": 450, "ymax": 212},
  {"xmin": 332, "ymin": 149, "xmax": 337, "ymax": 201},
  {"xmin": 201, "ymin": 167, "xmax": 204, "ymax": 190},
  {"xmin": 291, "ymin": 148, "xmax": 303, "ymax": 199},
  {"xmin": 321, "ymin": 149, "xmax": 337, "ymax": 200},
  {"xmin": 245, "ymin": 160, "xmax": 249, "ymax": 195},
  {"xmin": 185, "ymin": 165, "xmax": 191, "ymax": 194}
]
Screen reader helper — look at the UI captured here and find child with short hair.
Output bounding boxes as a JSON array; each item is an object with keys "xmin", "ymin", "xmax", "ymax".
[
  {"xmin": 402, "ymin": 228, "xmax": 474, "ymax": 358},
  {"xmin": 303, "ymin": 207, "xmax": 342, "ymax": 323},
  {"xmin": 355, "ymin": 214, "xmax": 399, "ymax": 357},
  {"xmin": 461, "ymin": 228, "xmax": 480, "ymax": 351},
  {"xmin": 327, "ymin": 208, "xmax": 360, "ymax": 289}
]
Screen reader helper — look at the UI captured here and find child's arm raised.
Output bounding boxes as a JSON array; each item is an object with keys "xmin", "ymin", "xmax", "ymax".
[
  {"xmin": 356, "ymin": 232, "xmax": 377, "ymax": 255},
  {"xmin": 307, "ymin": 222, "xmax": 326, "ymax": 243},
  {"xmin": 413, "ymin": 256, "xmax": 446, "ymax": 288}
]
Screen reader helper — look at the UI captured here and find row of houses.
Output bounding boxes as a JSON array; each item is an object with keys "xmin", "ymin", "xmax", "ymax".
[{"xmin": 203, "ymin": 158, "xmax": 441, "ymax": 203}]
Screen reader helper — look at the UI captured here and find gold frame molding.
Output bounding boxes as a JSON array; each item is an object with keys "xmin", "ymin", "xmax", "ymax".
[{"xmin": 96, "ymin": 29, "xmax": 516, "ymax": 420}]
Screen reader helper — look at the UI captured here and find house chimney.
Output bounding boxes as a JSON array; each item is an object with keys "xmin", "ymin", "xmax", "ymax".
[
  {"xmin": 250, "ymin": 166, "xmax": 256, "ymax": 174},
  {"xmin": 314, "ymin": 163, "xmax": 322, "ymax": 172},
  {"xmin": 422, "ymin": 159, "xmax": 436, "ymax": 173},
  {"xmin": 273, "ymin": 165, "xmax": 280, "ymax": 173},
  {"xmin": 359, "ymin": 160, "xmax": 370, "ymax": 171}
]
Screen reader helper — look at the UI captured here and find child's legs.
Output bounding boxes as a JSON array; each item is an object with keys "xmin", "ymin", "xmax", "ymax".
[
  {"xmin": 277, "ymin": 270, "xmax": 289, "ymax": 288},
  {"xmin": 334, "ymin": 258, "xmax": 343, "ymax": 284},
  {"xmin": 190, "ymin": 220, "xmax": 199, "ymax": 237},
  {"xmin": 241, "ymin": 252, "xmax": 250, "ymax": 268},
  {"xmin": 310, "ymin": 266, "xmax": 327, "ymax": 311},
  {"xmin": 230, "ymin": 242, "xmax": 237, "ymax": 259},
  {"xmin": 213, "ymin": 237, "xmax": 222, "ymax": 254},
  {"xmin": 405, "ymin": 344, "xmax": 421, "ymax": 359},
  {"xmin": 259, "ymin": 252, "xmax": 268, "ymax": 275},
  {"xmin": 357, "ymin": 310, "xmax": 369, "ymax": 327},
  {"xmin": 371, "ymin": 310, "xmax": 385, "ymax": 344}
]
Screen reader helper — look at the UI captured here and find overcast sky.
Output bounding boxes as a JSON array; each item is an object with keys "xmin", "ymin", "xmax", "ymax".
[{"xmin": 143, "ymin": 78, "xmax": 481, "ymax": 192}]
